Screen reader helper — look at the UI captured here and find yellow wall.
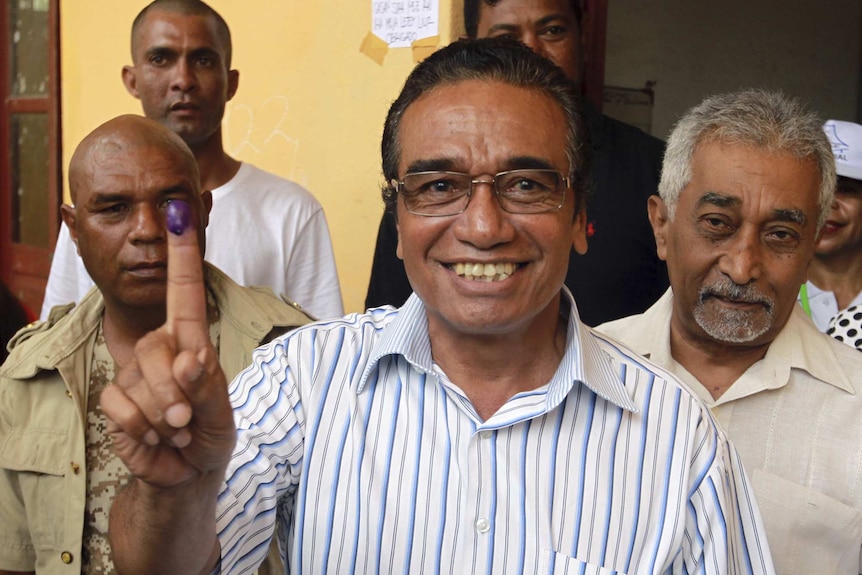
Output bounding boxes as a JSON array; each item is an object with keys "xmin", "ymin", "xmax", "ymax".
[{"xmin": 61, "ymin": 1, "xmax": 459, "ymax": 313}]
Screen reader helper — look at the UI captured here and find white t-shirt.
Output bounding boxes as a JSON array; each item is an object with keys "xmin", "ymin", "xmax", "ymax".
[{"xmin": 41, "ymin": 162, "xmax": 343, "ymax": 320}]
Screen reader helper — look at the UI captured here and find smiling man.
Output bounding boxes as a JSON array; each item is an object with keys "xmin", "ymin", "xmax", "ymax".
[
  {"xmin": 599, "ymin": 90, "xmax": 862, "ymax": 575},
  {"xmin": 41, "ymin": 0, "xmax": 343, "ymax": 321},
  {"xmin": 0, "ymin": 115, "xmax": 311, "ymax": 575},
  {"xmin": 100, "ymin": 39, "xmax": 772, "ymax": 575},
  {"xmin": 366, "ymin": 0, "xmax": 668, "ymax": 327}
]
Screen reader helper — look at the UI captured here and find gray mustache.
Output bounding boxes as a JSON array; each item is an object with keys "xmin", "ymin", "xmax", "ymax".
[{"xmin": 699, "ymin": 280, "xmax": 774, "ymax": 309}]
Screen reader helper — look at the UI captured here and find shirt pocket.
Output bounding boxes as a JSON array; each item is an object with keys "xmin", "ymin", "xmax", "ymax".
[
  {"xmin": 541, "ymin": 549, "xmax": 629, "ymax": 575},
  {"xmin": 0, "ymin": 427, "xmax": 68, "ymax": 550},
  {"xmin": 752, "ymin": 469, "xmax": 862, "ymax": 575}
]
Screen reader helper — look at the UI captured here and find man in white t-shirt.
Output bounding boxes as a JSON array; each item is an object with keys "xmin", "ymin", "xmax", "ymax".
[
  {"xmin": 798, "ymin": 119, "xmax": 862, "ymax": 342},
  {"xmin": 41, "ymin": 0, "xmax": 342, "ymax": 321}
]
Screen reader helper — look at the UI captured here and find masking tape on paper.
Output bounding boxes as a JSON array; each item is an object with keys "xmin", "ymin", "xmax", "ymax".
[{"xmin": 360, "ymin": 31, "xmax": 389, "ymax": 65}]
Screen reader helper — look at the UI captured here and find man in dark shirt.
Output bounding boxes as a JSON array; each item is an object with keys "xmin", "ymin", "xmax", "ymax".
[{"xmin": 365, "ymin": 0, "xmax": 668, "ymax": 326}]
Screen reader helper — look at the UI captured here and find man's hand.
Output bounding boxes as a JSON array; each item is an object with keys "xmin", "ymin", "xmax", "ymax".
[
  {"xmin": 101, "ymin": 199, "xmax": 236, "ymax": 487},
  {"xmin": 101, "ymin": 200, "xmax": 232, "ymax": 575}
]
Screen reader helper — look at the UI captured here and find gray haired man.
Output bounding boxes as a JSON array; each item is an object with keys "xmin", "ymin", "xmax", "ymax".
[{"xmin": 600, "ymin": 89, "xmax": 862, "ymax": 575}]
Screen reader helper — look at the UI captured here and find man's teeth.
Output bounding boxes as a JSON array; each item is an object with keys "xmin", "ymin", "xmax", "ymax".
[{"xmin": 452, "ymin": 262, "xmax": 518, "ymax": 281}]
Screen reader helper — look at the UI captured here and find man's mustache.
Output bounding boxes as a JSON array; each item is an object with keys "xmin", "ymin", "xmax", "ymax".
[{"xmin": 698, "ymin": 279, "xmax": 774, "ymax": 311}]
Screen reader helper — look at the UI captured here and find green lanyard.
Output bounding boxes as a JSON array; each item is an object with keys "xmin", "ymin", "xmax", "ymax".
[{"xmin": 799, "ymin": 283, "xmax": 812, "ymax": 318}]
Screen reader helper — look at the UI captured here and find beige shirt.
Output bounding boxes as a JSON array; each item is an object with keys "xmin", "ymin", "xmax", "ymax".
[{"xmin": 598, "ymin": 290, "xmax": 862, "ymax": 575}]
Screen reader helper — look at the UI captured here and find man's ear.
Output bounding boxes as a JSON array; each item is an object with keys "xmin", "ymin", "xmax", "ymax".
[
  {"xmin": 226, "ymin": 69, "xmax": 239, "ymax": 102},
  {"xmin": 60, "ymin": 204, "xmax": 81, "ymax": 257},
  {"xmin": 647, "ymin": 195, "xmax": 669, "ymax": 262},
  {"xmin": 395, "ymin": 216, "xmax": 404, "ymax": 261},
  {"xmin": 121, "ymin": 65, "xmax": 140, "ymax": 98},
  {"xmin": 571, "ymin": 208, "xmax": 588, "ymax": 255}
]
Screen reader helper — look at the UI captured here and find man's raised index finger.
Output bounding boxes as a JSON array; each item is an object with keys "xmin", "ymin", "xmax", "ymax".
[{"xmin": 166, "ymin": 199, "xmax": 208, "ymax": 350}]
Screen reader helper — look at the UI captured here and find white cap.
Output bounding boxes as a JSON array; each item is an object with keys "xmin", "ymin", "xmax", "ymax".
[{"xmin": 824, "ymin": 119, "xmax": 862, "ymax": 181}]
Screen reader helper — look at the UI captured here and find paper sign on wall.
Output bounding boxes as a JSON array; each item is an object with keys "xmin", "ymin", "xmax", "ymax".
[{"xmin": 372, "ymin": 0, "xmax": 439, "ymax": 48}]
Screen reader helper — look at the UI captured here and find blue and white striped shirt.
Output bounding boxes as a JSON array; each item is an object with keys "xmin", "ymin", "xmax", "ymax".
[{"xmin": 216, "ymin": 290, "xmax": 774, "ymax": 574}]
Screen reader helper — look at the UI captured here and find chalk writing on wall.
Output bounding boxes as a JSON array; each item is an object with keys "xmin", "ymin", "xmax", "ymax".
[{"xmin": 224, "ymin": 96, "xmax": 307, "ymax": 186}]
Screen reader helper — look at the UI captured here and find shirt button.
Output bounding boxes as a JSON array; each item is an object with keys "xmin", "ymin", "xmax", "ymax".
[
  {"xmin": 71, "ymin": 462, "xmax": 81, "ymax": 474},
  {"xmin": 475, "ymin": 517, "xmax": 491, "ymax": 533},
  {"xmin": 480, "ymin": 430, "xmax": 493, "ymax": 440},
  {"xmin": 60, "ymin": 551, "xmax": 74, "ymax": 564}
]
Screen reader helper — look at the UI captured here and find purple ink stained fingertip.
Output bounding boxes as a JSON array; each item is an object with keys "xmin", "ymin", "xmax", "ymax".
[{"xmin": 167, "ymin": 200, "xmax": 192, "ymax": 235}]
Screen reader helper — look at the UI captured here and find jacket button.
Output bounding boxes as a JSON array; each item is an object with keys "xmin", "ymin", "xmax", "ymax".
[
  {"xmin": 61, "ymin": 551, "xmax": 74, "ymax": 564},
  {"xmin": 65, "ymin": 390, "xmax": 72, "ymax": 398},
  {"xmin": 71, "ymin": 462, "xmax": 80, "ymax": 474}
]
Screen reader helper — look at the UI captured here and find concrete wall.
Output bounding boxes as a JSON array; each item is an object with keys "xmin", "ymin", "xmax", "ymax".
[{"xmin": 605, "ymin": 0, "xmax": 862, "ymax": 140}]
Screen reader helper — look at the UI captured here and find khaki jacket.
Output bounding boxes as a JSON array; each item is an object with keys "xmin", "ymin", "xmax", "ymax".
[{"xmin": 0, "ymin": 264, "xmax": 311, "ymax": 574}]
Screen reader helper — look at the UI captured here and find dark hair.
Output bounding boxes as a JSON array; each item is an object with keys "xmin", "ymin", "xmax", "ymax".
[
  {"xmin": 131, "ymin": 0, "xmax": 232, "ymax": 68},
  {"xmin": 381, "ymin": 37, "xmax": 590, "ymax": 216},
  {"xmin": 463, "ymin": 0, "xmax": 583, "ymax": 38}
]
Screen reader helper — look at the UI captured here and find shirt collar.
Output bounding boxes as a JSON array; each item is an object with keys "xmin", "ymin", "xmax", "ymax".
[
  {"xmin": 768, "ymin": 305, "xmax": 855, "ymax": 394},
  {"xmin": 620, "ymin": 289, "xmax": 676, "ymax": 367},
  {"xmin": 359, "ymin": 289, "xmax": 639, "ymax": 413},
  {"xmin": 0, "ymin": 288, "xmax": 106, "ymax": 379},
  {"xmin": 615, "ymin": 289, "xmax": 855, "ymax": 400},
  {"xmin": 359, "ymin": 293, "xmax": 434, "ymax": 390}
]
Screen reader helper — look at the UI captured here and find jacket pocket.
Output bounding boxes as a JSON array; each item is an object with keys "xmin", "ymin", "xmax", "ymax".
[
  {"xmin": 0, "ymin": 428, "xmax": 67, "ymax": 550},
  {"xmin": 752, "ymin": 469, "xmax": 862, "ymax": 575}
]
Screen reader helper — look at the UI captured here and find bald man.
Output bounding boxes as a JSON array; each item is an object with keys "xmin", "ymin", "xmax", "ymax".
[{"xmin": 0, "ymin": 115, "xmax": 311, "ymax": 575}]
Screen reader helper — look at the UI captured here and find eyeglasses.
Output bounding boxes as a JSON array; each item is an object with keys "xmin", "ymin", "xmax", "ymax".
[{"xmin": 391, "ymin": 169, "xmax": 571, "ymax": 217}]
